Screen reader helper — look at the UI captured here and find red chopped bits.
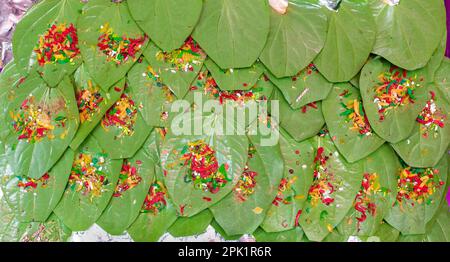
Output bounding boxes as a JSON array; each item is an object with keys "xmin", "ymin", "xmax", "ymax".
[
  {"xmin": 181, "ymin": 140, "xmax": 230, "ymax": 194},
  {"xmin": 34, "ymin": 23, "xmax": 80, "ymax": 66}
]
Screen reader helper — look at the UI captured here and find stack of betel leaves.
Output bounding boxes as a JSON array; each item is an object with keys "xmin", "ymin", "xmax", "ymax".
[{"xmin": 0, "ymin": 0, "xmax": 449, "ymax": 242}]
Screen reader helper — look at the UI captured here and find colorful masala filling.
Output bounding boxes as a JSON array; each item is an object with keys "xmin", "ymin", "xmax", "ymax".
[
  {"xmin": 17, "ymin": 173, "xmax": 50, "ymax": 191},
  {"xmin": 272, "ymin": 177, "xmax": 297, "ymax": 206},
  {"xmin": 374, "ymin": 66, "xmax": 421, "ymax": 121},
  {"xmin": 76, "ymin": 80, "xmax": 104, "ymax": 123},
  {"xmin": 181, "ymin": 140, "xmax": 230, "ymax": 194},
  {"xmin": 396, "ymin": 165, "xmax": 444, "ymax": 207},
  {"xmin": 234, "ymin": 145, "xmax": 258, "ymax": 202},
  {"xmin": 34, "ymin": 23, "xmax": 80, "ymax": 66},
  {"xmin": 113, "ymin": 160, "xmax": 142, "ymax": 197},
  {"xmin": 68, "ymin": 152, "xmax": 109, "ymax": 200},
  {"xmin": 190, "ymin": 72, "xmax": 266, "ymax": 105},
  {"xmin": 340, "ymin": 98, "xmax": 372, "ymax": 136},
  {"xmin": 102, "ymin": 92, "xmax": 138, "ymax": 138},
  {"xmin": 353, "ymin": 173, "xmax": 387, "ymax": 230},
  {"xmin": 97, "ymin": 23, "xmax": 146, "ymax": 65},
  {"xmin": 155, "ymin": 36, "xmax": 205, "ymax": 72},
  {"xmin": 11, "ymin": 96, "xmax": 56, "ymax": 143},
  {"xmin": 141, "ymin": 181, "xmax": 168, "ymax": 215},
  {"xmin": 416, "ymin": 91, "xmax": 446, "ymax": 138},
  {"xmin": 307, "ymin": 147, "xmax": 336, "ymax": 207}
]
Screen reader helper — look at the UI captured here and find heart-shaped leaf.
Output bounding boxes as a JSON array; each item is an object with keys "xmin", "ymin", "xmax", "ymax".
[
  {"xmin": 322, "ymin": 83, "xmax": 385, "ymax": 162},
  {"xmin": 261, "ymin": 130, "xmax": 315, "ymax": 232},
  {"xmin": 314, "ymin": 0, "xmax": 376, "ymax": 82},
  {"xmin": 128, "ymin": 0, "xmax": 203, "ymax": 52},
  {"xmin": 260, "ymin": 0, "xmax": 328, "ymax": 78},
  {"xmin": 336, "ymin": 145, "xmax": 399, "ymax": 237},
  {"xmin": 91, "ymin": 87, "xmax": 152, "ymax": 159},
  {"xmin": 192, "ymin": 0, "xmax": 270, "ymax": 69},
  {"xmin": 370, "ymin": 0, "xmax": 446, "ymax": 70},
  {"xmin": 143, "ymin": 39, "xmax": 206, "ymax": 98},
  {"xmin": 53, "ymin": 135, "xmax": 122, "ymax": 231},
  {"xmin": 96, "ymin": 136, "xmax": 157, "ymax": 235},
  {"xmin": 161, "ymin": 112, "xmax": 249, "ymax": 217},
  {"xmin": 12, "ymin": 0, "xmax": 84, "ymax": 87},
  {"xmin": 127, "ymin": 166, "xmax": 178, "ymax": 242},
  {"xmin": 385, "ymin": 155, "xmax": 448, "ymax": 235},
  {"xmin": 360, "ymin": 57, "xmax": 429, "ymax": 143},
  {"xmin": 168, "ymin": 209, "xmax": 213, "ymax": 237},
  {"xmin": 204, "ymin": 58, "xmax": 264, "ymax": 91},
  {"xmin": 69, "ymin": 64, "xmax": 125, "ymax": 150},
  {"xmin": 267, "ymin": 63, "xmax": 332, "ymax": 109},
  {"xmin": 127, "ymin": 59, "xmax": 178, "ymax": 128},
  {"xmin": 5, "ymin": 74, "xmax": 79, "ymax": 179},
  {"xmin": 391, "ymin": 87, "xmax": 450, "ymax": 168},
  {"xmin": 210, "ymin": 141, "xmax": 283, "ymax": 235},
  {"xmin": 299, "ymin": 133, "xmax": 364, "ymax": 242},
  {"xmin": 77, "ymin": 0, "xmax": 148, "ymax": 90},
  {"xmin": 272, "ymin": 88, "xmax": 325, "ymax": 142},
  {"xmin": 2, "ymin": 149, "xmax": 74, "ymax": 222}
]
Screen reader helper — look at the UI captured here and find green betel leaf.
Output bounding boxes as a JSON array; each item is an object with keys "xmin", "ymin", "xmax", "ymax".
[
  {"xmin": 128, "ymin": 0, "xmax": 203, "ymax": 52},
  {"xmin": 336, "ymin": 145, "xmax": 399, "ymax": 237},
  {"xmin": 18, "ymin": 213, "xmax": 72, "ymax": 242},
  {"xmin": 69, "ymin": 64, "xmax": 124, "ymax": 150},
  {"xmin": 299, "ymin": 133, "xmax": 364, "ymax": 242},
  {"xmin": 267, "ymin": 63, "xmax": 332, "ymax": 110},
  {"xmin": 385, "ymin": 155, "xmax": 448, "ymax": 235},
  {"xmin": 96, "ymin": 140, "xmax": 157, "ymax": 235},
  {"xmin": 254, "ymin": 227, "xmax": 304, "ymax": 242},
  {"xmin": 370, "ymin": 0, "xmax": 446, "ymax": 71},
  {"xmin": 314, "ymin": 0, "xmax": 376, "ymax": 82},
  {"xmin": 127, "ymin": 59, "xmax": 178, "ymax": 128},
  {"xmin": 361, "ymin": 221, "xmax": 400, "ymax": 242},
  {"xmin": 210, "ymin": 220, "xmax": 242, "ymax": 240},
  {"xmin": 360, "ymin": 57, "xmax": 429, "ymax": 143},
  {"xmin": 0, "ymin": 198, "xmax": 21, "ymax": 241},
  {"xmin": 391, "ymin": 87, "xmax": 450, "ymax": 168},
  {"xmin": 77, "ymin": 0, "xmax": 148, "ymax": 90},
  {"xmin": 260, "ymin": 0, "xmax": 328, "ymax": 78},
  {"xmin": 127, "ymin": 166, "xmax": 178, "ymax": 242},
  {"xmin": 53, "ymin": 135, "xmax": 122, "ymax": 231},
  {"xmin": 192, "ymin": 0, "xmax": 270, "ymax": 69},
  {"xmin": 434, "ymin": 58, "xmax": 450, "ymax": 104},
  {"xmin": 0, "ymin": 63, "xmax": 26, "ymax": 141},
  {"xmin": 91, "ymin": 87, "xmax": 152, "ymax": 159},
  {"xmin": 422, "ymin": 33, "xmax": 447, "ymax": 83},
  {"xmin": 2, "ymin": 149, "xmax": 74, "ymax": 223},
  {"xmin": 162, "ymin": 112, "xmax": 249, "ymax": 217},
  {"xmin": 6, "ymin": 74, "xmax": 79, "ymax": 179},
  {"xmin": 168, "ymin": 209, "xmax": 213, "ymax": 237},
  {"xmin": 143, "ymin": 40, "xmax": 206, "ymax": 98},
  {"xmin": 424, "ymin": 204, "xmax": 450, "ymax": 242},
  {"xmin": 12, "ymin": 0, "xmax": 84, "ymax": 87},
  {"xmin": 210, "ymin": 141, "xmax": 283, "ymax": 235},
  {"xmin": 261, "ymin": 130, "xmax": 315, "ymax": 232},
  {"xmin": 272, "ymin": 88, "xmax": 325, "ymax": 142},
  {"xmin": 204, "ymin": 59, "xmax": 264, "ymax": 91},
  {"xmin": 322, "ymin": 83, "xmax": 385, "ymax": 163}
]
